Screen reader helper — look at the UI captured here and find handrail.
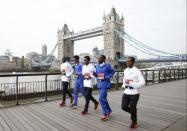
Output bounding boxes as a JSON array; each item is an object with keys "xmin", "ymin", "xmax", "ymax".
[
  {"xmin": 0, "ymin": 68, "xmax": 186, "ymax": 107},
  {"xmin": 0, "ymin": 72, "xmax": 60, "ymax": 77}
]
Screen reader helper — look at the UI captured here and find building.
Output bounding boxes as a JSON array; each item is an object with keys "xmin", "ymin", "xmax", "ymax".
[
  {"xmin": 92, "ymin": 47, "xmax": 99, "ymax": 58},
  {"xmin": 42, "ymin": 44, "xmax": 47, "ymax": 56},
  {"xmin": 4, "ymin": 49, "xmax": 12, "ymax": 57},
  {"xmin": 0, "ymin": 56, "xmax": 32, "ymax": 72},
  {"xmin": 92, "ymin": 46, "xmax": 104, "ymax": 59},
  {"xmin": 0, "ymin": 55, "xmax": 10, "ymax": 63}
]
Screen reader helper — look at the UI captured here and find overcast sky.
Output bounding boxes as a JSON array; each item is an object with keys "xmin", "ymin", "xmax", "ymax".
[{"xmin": 0, "ymin": 0, "xmax": 186, "ymax": 58}]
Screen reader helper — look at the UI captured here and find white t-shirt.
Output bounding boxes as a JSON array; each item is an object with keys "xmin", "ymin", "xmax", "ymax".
[
  {"xmin": 60, "ymin": 62, "xmax": 74, "ymax": 82},
  {"xmin": 122, "ymin": 66, "xmax": 145, "ymax": 95},
  {"xmin": 82, "ymin": 64, "xmax": 96, "ymax": 88}
]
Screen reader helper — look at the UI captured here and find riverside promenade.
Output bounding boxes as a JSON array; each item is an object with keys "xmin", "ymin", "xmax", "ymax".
[{"xmin": 0, "ymin": 79, "xmax": 186, "ymax": 131}]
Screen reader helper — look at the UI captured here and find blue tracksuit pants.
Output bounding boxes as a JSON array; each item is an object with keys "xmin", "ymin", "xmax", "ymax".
[
  {"xmin": 73, "ymin": 78, "xmax": 85, "ymax": 105},
  {"xmin": 99, "ymin": 88, "xmax": 112, "ymax": 115}
]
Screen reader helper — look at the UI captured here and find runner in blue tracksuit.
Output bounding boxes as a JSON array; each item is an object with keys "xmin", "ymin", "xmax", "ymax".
[
  {"xmin": 70, "ymin": 55, "xmax": 85, "ymax": 109},
  {"xmin": 95, "ymin": 55, "xmax": 115, "ymax": 121}
]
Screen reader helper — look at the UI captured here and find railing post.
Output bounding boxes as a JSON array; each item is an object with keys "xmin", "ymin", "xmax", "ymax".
[
  {"xmin": 16, "ymin": 75, "xmax": 19, "ymax": 105},
  {"xmin": 145, "ymin": 70, "xmax": 148, "ymax": 86},
  {"xmin": 177, "ymin": 68, "xmax": 179, "ymax": 79},
  {"xmin": 164, "ymin": 69, "xmax": 168, "ymax": 82},
  {"xmin": 164, "ymin": 69, "xmax": 166, "ymax": 82},
  {"xmin": 158, "ymin": 70, "xmax": 160, "ymax": 83},
  {"xmin": 169, "ymin": 69, "xmax": 171, "ymax": 81},
  {"xmin": 116, "ymin": 72, "xmax": 119, "ymax": 90},
  {"xmin": 174, "ymin": 69, "xmax": 176, "ymax": 80},
  {"xmin": 45, "ymin": 74, "xmax": 48, "ymax": 101},
  {"xmin": 182, "ymin": 69, "xmax": 184, "ymax": 79},
  {"xmin": 152, "ymin": 70, "xmax": 154, "ymax": 84}
]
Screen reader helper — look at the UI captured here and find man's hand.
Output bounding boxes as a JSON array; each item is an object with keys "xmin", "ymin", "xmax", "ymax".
[
  {"xmin": 83, "ymin": 73, "xmax": 91, "ymax": 80},
  {"xmin": 93, "ymin": 72, "xmax": 97, "ymax": 77},
  {"xmin": 105, "ymin": 76, "xmax": 110, "ymax": 81},
  {"xmin": 83, "ymin": 76, "xmax": 91, "ymax": 79},
  {"xmin": 73, "ymin": 71, "xmax": 78, "ymax": 75},
  {"xmin": 61, "ymin": 72, "xmax": 66, "ymax": 75},
  {"xmin": 125, "ymin": 79, "xmax": 133, "ymax": 85},
  {"xmin": 125, "ymin": 80, "xmax": 130, "ymax": 85},
  {"xmin": 61, "ymin": 69, "xmax": 66, "ymax": 75}
]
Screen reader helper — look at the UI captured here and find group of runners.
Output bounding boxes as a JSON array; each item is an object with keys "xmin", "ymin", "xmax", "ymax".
[{"xmin": 59, "ymin": 55, "xmax": 145, "ymax": 129}]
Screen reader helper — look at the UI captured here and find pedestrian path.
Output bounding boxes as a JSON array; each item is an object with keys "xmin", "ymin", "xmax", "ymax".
[{"xmin": 0, "ymin": 80, "xmax": 186, "ymax": 131}]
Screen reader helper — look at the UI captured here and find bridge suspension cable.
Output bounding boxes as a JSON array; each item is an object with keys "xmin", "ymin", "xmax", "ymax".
[
  {"xmin": 115, "ymin": 30, "xmax": 168, "ymax": 57},
  {"xmin": 115, "ymin": 30, "xmax": 181, "ymax": 58}
]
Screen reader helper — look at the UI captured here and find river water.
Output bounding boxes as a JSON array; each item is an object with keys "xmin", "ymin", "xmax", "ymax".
[
  {"xmin": 0, "ymin": 72, "xmax": 61, "ymax": 84},
  {"xmin": 0, "ymin": 72, "xmax": 62, "ymax": 94}
]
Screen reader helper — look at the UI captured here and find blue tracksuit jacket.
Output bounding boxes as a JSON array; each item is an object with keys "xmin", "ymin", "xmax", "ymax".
[
  {"xmin": 95, "ymin": 63, "xmax": 115, "ymax": 115},
  {"xmin": 95, "ymin": 63, "xmax": 115, "ymax": 89}
]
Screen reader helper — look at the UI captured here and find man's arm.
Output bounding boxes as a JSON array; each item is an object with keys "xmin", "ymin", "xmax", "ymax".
[
  {"xmin": 129, "ymin": 70, "xmax": 145, "ymax": 89},
  {"xmin": 66, "ymin": 64, "xmax": 74, "ymax": 77},
  {"xmin": 122, "ymin": 70, "xmax": 126, "ymax": 88},
  {"xmin": 105, "ymin": 64, "xmax": 115, "ymax": 80},
  {"xmin": 90, "ymin": 65, "xmax": 96, "ymax": 78},
  {"xmin": 74, "ymin": 64, "xmax": 83, "ymax": 76}
]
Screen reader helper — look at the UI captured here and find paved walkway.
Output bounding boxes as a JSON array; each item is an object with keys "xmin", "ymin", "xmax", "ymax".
[{"xmin": 0, "ymin": 80, "xmax": 186, "ymax": 131}]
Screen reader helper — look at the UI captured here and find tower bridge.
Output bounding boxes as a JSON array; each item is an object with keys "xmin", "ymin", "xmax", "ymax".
[
  {"xmin": 57, "ymin": 7, "xmax": 124, "ymax": 67},
  {"xmin": 57, "ymin": 7, "xmax": 184, "ymax": 68},
  {"xmin": 63, "ymin": 26, "xmax": 103, "ymax": 41},
  {"xmin": 32, "ymin": 7, "xmax": 185, "ymax": 70}
]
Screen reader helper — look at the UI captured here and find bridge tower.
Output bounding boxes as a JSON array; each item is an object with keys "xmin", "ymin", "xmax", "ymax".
[
  {"xmin": 57, "ymin": 8, "xmax": 124, "ymax": 66},
  {"xmin": 57, "ymin": 24, "xmax": 74, "ymax": 61},
  {"xmin": 103, "ymin": 7, "xmax": 124, "ymax": 66}
]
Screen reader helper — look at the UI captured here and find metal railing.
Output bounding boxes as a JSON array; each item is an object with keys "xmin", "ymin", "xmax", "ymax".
[
  {"xmin": 112, "ymin": 68, "xmax": 187, "ymax": 88},
  {"xmin": 0, "ymin": 72, "xmax": 61, "ymax": 107},
  {"xmin": 0, "ymin": 68, "xmax": 186, "ymax": 107}
]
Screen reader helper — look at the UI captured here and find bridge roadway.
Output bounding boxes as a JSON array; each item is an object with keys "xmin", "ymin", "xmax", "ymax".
[{"xmin": 0, "ymin": 80, "xmax": 186, "ymax": 131}]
